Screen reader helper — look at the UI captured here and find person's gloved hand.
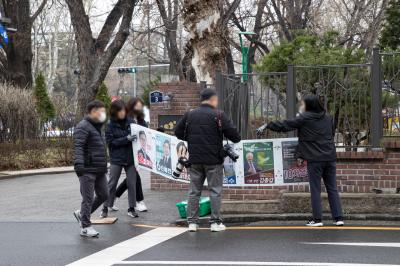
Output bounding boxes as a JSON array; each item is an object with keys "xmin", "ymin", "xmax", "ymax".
[
  {"xmin": 256, "ymin": 124, "xmax": 268, "ymax": 136},
  {"xmin": 127, "ymin": 134, "xmax": 136, "ymax": 141}
]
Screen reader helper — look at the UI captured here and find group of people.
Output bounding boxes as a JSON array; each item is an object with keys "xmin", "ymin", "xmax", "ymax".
[
  {"xmin": 72, "ymin": 87, "xmax": 343, "ymax": 237},
  {"xmin": 72, "ymin": 97, "xmax": 149, "ymax": 237}
]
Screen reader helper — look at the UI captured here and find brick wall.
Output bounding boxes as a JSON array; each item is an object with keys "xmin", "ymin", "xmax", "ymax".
[{"xmin": 149, "ymin": 82, "xmax": 400, "ymax": 200}]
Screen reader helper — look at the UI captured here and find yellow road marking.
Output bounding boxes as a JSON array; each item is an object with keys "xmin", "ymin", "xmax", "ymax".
[{"xmin": 133, "ymin": 224, "xmax": 400, "ymax": 231}]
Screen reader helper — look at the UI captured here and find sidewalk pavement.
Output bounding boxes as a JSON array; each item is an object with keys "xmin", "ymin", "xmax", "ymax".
[
  {"xmin": 1, "ymin": 167, "xmax": 400, "ymax": 226},
  {"xmin": 0, "ymin": 166, "xmax": 74, "ymax": 179}
]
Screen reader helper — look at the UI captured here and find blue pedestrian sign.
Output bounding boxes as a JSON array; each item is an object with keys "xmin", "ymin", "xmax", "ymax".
[{"xmin": 150, "ymin": 91, "xmax": 163, "ymax": 104}]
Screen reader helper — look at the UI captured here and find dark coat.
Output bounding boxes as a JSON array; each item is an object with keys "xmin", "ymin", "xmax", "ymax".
[
  {"xmin": 244, "ymin": 160, "xmax": 261, "ymax": 176},
  {"xmin": 105, "ymin": 117, "xmax": 135, "ymax": 166},
  {"xmin": 267, "ymin": 111, "xmax": 336, "ymax": 162},
  {"xmin": 174, "ymin": 104, "xmax": 241, "ymax": 165},
  {"xmin": 73, "ymin": 117, "xmax": 107, "ymax": 176}
]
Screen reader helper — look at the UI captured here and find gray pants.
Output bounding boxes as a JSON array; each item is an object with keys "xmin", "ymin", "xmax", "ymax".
[
  {"xmin": 104, "ymin": 164, "xmax": 137, "ymax": 209},
  {"xmin": 79, "ymin": 173, "xmax": 109, "ymax": 228},
  {"xmin": 187, "ymin": 164, "xmax": 224, "ymax": 224}
]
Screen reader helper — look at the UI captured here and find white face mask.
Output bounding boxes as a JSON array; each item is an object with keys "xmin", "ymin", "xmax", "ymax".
[{"xmin": 98, "ymin": 111, "xmax": 107, "ymax": 123}]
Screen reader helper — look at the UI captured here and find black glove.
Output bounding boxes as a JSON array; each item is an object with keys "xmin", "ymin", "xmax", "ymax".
[{"xmin": 256, "ymin": 124, "xmax": 268, "ymax": 136}]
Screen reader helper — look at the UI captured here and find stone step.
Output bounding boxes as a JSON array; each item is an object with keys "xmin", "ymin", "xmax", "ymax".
[{"xmin": 221, "ymin": 200, "xmax": 281, "ymax": 214}]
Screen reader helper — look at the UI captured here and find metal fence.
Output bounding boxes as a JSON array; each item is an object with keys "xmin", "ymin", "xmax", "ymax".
[
  {"xmin": 381, "ymin": 51, "xmax": 400, "ymax": 137},
  {"xmin": 217, "ymin": 48, "xmax": 395, "ymax": 150}
]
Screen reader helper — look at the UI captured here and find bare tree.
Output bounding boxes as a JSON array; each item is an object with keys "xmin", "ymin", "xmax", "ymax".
[
  {"xmin": 156, "ymin": 0, "xmax": 184, "ymax": 79},
  {"xmin": 65, "ymin": 0, "xmax": 138, "ymax": 118},
  {"xmin": 2, "ymin": 0, "xmax": 47, "ymax": 88}
]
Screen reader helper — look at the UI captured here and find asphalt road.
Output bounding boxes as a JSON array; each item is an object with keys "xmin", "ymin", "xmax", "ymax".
[{"xmin": 1, "ymin": 172, "xmax": 400, "ymax": 266}]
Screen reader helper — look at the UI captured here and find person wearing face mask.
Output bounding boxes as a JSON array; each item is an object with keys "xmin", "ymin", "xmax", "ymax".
[
  {"xmin": 256, "ymin": 95, "xmax": 343, "ymax": 227},
  {"xmin": 73, "ymin": 100, "xmax": 109, "ymax": 237},
  {"xmin": 99, "ymin": 100, "xmax": 139, "ymax": 219},
  {"xmin": 111, "ymin": 97, "xmax": 149, "ymax": 212}
]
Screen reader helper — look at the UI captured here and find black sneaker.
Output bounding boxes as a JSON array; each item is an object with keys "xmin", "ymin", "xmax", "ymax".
[
  {"xmin": 100, "ymin": 207, "xmax": 108, "ymax": 218},
  {"xmin": 127, "ymin": 208, "xmax": 139, "ymax": 218},
  {"xmin": 306, "ymin": 219, "xmax": 323, "ymax": 227}
]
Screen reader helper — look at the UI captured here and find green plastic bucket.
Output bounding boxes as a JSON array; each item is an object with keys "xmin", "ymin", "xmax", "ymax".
[{"xmin": 176, "ymin": 197, "xmax": 211, "ymax": 219}]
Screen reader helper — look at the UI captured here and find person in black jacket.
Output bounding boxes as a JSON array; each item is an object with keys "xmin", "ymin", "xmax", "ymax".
[
  {"xmin": 175, "ymin": 88, "xmax": 241, "ymax": 232},
  {"xmin": 113, "ymin": 97, "xmax": 148, "ymax": 212},
  {"xmin": 99, "ymin": 100, "xmax": 139, "ymax": 219},
  {"xmin": 73, "ymin": 100, "xmax": 109, "ymax": 237},
  {"xmin": 257, "ymin": 95, "xmax": 343, "ymax": 227}
]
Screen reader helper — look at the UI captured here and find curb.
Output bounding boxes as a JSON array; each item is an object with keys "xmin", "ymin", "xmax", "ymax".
[
  {"xmin": 0, "ymin": 168, "xmax": 75, "ymax": 180},
  {"xmin": 175, "ymin": 213, "xmax": 400, "ymax": 226}
]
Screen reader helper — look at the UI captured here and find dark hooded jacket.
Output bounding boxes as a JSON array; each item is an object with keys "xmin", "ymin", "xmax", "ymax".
[
  {"xmin": 106, "ymin": 117, "xmax": 135, "ymax": 166},
  {"xmin": 174, "ymin": 104, "xmax": 241, "ymax": 165},
  {"xmin": 267, "ymin": 111, "xmax": 336, "ymax": 162}
]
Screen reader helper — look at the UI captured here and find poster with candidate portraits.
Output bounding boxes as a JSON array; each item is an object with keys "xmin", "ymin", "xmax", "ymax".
[
  {"xmin": 281, "ymin": 140, "xmax": 309, "ymax": 183},
  {"xmin": 155, "ymin": 133, "xmax": 173, "ymax": 177},
  {"xmin": 133, "ymin": 126, "xmax": 155, "ymax": 170},
  {"xmin": 131, "ymin": 124, "xmax": 308, "ymax": 187},
  {"xmin": 242, "ymin": 141, "xmax": 275, "ymax": 185}
]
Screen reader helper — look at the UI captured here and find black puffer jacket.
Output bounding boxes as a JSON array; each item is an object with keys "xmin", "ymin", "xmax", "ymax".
[
  {"xmin": 175, "ymin": 104, "xmax": 241, "ymax": 165},
  {"xmin": 106, "ymin": 117, "xmax": 134, "ymax": 166},
  {"xmin": 73, "ymin": 117, "xmax": 107, "ymax": 175},
  {"xmin": 267, "ymin": 111, "xmax": 336, "ymax": 162}
]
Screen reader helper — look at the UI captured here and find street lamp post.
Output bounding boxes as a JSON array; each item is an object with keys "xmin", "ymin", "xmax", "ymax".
[{"xmin": 238, "ymin": 31, "xmax": 256, "ymax": 82}]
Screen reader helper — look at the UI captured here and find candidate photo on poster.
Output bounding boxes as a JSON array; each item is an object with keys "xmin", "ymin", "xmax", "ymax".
[
  {"xmin": 282, "ymin": 140, "xmax": 308, "ymax": 183},
  {"xmin": 175, "ymin": 141, "xmax": 190, "ymax": 181},
  {"xmin": 138, "ymin": 130, "xmax": 153, "ymax": 169},
  {"xmin": 242, "ymin": 141, "xmax": 274, "ymax": 184},
  {"xmin": 156, "ymin": 134, "xmax": 172, "ymax": 175}
]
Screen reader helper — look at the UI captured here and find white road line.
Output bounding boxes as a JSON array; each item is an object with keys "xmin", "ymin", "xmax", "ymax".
[
  {"xmin": 304, "ymin": 242, "xmax": 400, "ymax": 248},
  {"xmin": 117, "ymin": 261, "xmax": 400, "ymax": 266},
  {"xmin": 66, "ymin": 227, "xmax": 187, "ymax": 266}
]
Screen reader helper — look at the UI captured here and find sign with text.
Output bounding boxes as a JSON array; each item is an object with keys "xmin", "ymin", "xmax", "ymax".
[
  {"xmin": 131, "ymin": 124, "xmax": 308, "ymax": 186},
  {"xmin": 149, "ymin": 91, "xmax": 163, "ymax": 104}
]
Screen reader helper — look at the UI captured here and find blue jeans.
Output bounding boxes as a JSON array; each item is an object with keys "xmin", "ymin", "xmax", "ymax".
[{"xmin": 307, "ymin": 161, "xmax": 343, "ymax": 220}]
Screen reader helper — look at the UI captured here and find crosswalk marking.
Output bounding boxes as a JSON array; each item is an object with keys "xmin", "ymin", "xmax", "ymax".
[
  {"xmin": 117, "ymin": 261, "xmax": 400, "ymax": 265},
  {"xmin": 66, "ymin": 227, "xmax": 187, "ymax": 266}
]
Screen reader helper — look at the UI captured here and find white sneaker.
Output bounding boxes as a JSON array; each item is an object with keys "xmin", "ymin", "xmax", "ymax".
[
  {"xmin": 136, "ymin": 201, "xmax": 148, "ymax": 212},
  {"xmin": 188, "ymin": 223, "xmax": 199, "ymax": 232},
  {"xmin": 210, "ymin": 223, "xmax": 226, "ymax": 232},
  {"xmin": 109, "ymin": 206, "xmax": 119, "ymax": 211},
  {"xmin": 73, "ymin": 210, "xmax": 82, "ymax": 227},
  {"xmin": 306, "ymin": 220, "xmax": 324, "ymax": 227},
  {"xmin": 334, "ymin": 220, "xmax": 344, "ymax": 226},
  {"xmin": 80, "ymin": 226, "xmax": 99, "ymax": 237}
]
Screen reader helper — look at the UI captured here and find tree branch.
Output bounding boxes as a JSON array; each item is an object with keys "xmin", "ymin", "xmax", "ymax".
[
  {"xmin": 222, "ymin": 0, "xmax": 241, "ymax": 25},
  {"xmin": 31, "ymin": 0, "xmax": 48, "ymax": 22},
  {"xmin": 96, "ymin": 0, "xmax": 125, "ymax": 52}
]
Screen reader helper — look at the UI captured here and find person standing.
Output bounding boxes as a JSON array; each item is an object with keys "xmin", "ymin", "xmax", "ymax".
[
  {"xmin": 73, "ymin": 100, "xmax": 109, "ymax": 237},
  {"xmin": 100, "ymin": 100, "xmax": 139, "ymax": 219},
  {"xmin": 175, "ymin": 88, "xmax": 241, "ymax": 232},
  {"xmin": 113, "ymin": 98, "xmax": 148, "ymax": 212},
  {"xmin": 257, "ymin": 95, "xmax": 343, "ymax": 227}
]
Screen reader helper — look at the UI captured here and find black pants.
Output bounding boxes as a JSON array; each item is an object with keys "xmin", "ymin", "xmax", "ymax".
[
  {"xmin": 307, "ymin": 161, "xmax": 343, "ymax": 221},
  {"xmin": 115, "ymin": 173, "xmax": 144, "ymax": 201}
]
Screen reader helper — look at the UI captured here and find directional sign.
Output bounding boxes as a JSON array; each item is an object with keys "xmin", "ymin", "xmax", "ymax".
[{"xmin": 150, "ymin": 91, "xmax": 163, "ymax": 104}]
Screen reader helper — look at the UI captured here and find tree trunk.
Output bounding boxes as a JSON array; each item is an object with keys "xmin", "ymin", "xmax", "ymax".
[
  {"xmin": 65, "ymin": 0, "xmax": 136, "ymax": 119},
  {"xmin": 183, "ymin": 0, "xmax": 228, "ymax": 84},
  {"xmin": 2, "ymin": 0, "xmax": 47, "ymax": 88}
]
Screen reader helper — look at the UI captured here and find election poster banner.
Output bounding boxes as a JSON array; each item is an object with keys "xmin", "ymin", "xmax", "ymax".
[
  {"xmin": 281, "ymin": 140, "xmax": 309, "ymax": 183},
  {"xmin": 242, "ymin": 141, "xmax": 275, "ymax": 185},
  {"xmin": 131, "ymin": 124, "xmax": 308, "ymax": 187}
]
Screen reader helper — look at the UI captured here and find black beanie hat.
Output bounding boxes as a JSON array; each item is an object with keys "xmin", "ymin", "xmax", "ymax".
[{"xmin": 200, "ymin": 88, "xmax": 217, "ymax": 101}]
